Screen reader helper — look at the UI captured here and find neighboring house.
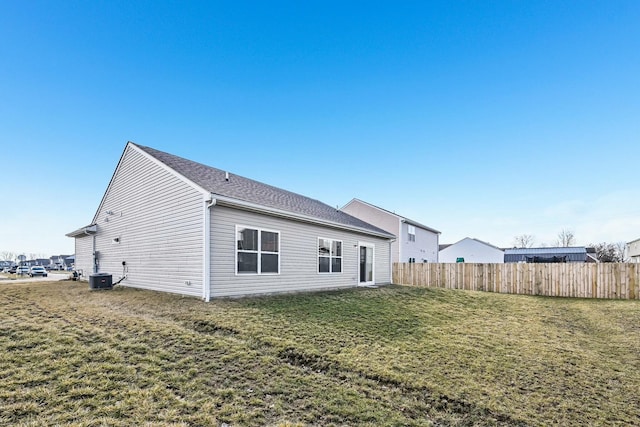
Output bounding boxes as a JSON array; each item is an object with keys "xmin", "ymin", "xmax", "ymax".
[
  {"xmin": 67, "ymin": 142, "xmax": 395, "ymax": 300},
  {"xmin": 627, "ymin": 238, "xmax": 640, "ymax": 263},
  {"xmin": 50, "ymin": 255, "xmax": 73, "ymax": 269},
  {"xmin": 0, "ymin": 261, "xmax": 15, "ymax": 270},
  {"xmin": 340, "ymin": 198, "xmax": 440, "ymax": 263},
  {"xmin": 438, "ymin": 238, "xmax": 504, "ymax": 263},
  {"xmin": 65, "ymin": 255, "xmax": 75, "ymax": 269},
  {"xmin": 22, "ymin": 260, "xmax": 40, "ymax": 267},
  {"xmin": 504, "ymin": 247, "xmax": 588, "ymax": 263}
]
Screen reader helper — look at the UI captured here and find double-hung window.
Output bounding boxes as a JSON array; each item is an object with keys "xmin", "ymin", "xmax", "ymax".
[
  {"xmin": 408, "ymin": 225, "xmax": 416, "ymax": 242},
  {"xmin": 236, "ymin": 226, "xmax": 280, "ymax": 274},
  {"xmin": 318, "ymin": 238, "xmax": 342, "ymax": 273}
]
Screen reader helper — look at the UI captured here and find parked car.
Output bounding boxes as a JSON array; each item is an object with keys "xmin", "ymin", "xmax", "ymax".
[
  {"xmin": 16, "ymin": 266, "xmax": 30, "ymax": 275},
  {"xmin": 7, "ymin": 266, "xmax": 18, "ymax": 274},
  {"xmin": 29, "ymin": 266, "xmax": 48, "ymax": 277}
]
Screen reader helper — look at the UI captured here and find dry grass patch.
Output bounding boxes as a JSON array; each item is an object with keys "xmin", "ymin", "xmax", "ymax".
[{"xmin": 1, "ymin": 281, "xmax": 639, "ymax": 426}]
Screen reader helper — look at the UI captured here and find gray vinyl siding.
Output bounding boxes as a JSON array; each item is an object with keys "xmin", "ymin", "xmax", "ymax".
[
  {"xmin": 629, "ymin": 239, "xmax": 640, "ymax": 263},
  {"xmin": 401, "ymin": 222, "xmax": 440, "ymax": 263},
  {"xmin": 341, "ymin": 200, "xmax": 401, "ymax": 263},
  {"xmin": 210, "ymin": 206, "xmax": 391, "ymax": 298},
  {"xmin": 91, "ymin": 146, "xmax": 204, "ymax": 297},
  {"xmin": 74, "ymin": 234, "xmax": 93, "ymax": 281}
]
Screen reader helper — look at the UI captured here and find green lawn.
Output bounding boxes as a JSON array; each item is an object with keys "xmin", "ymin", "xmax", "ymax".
[{"xmin": 1, "ymin": 281, "xmax": 639, "ymax": 426}]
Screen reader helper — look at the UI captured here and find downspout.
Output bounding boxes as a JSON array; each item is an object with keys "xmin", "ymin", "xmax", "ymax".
[
  {"xmin": 93, "ymin": 235, "xmax": 97, "ymax": 273},
  {"xmin": 203, "ymin": 198, "xmax": 216, "ymax": 302},
  {"xmin": 83, "ymin": 228, "xmax": 98, "ymax": 274},
  {"xmin": 389, "ymin": 238, "xmax": 396, "ymax": 284},
  {"xmin": 77, "ymin": 227, "xmax": 97, "ymax": 277}
]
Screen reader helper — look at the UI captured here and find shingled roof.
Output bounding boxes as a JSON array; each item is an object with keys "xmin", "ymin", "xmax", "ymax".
[{"xmin": 134, "ymin": 143, "xmax": 394, "ymax": 238}]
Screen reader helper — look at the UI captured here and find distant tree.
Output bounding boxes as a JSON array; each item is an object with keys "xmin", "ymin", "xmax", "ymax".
[
  {"xmin": 513, "ymin": 234, "xmax": 535, "ymax": 248},
  {"xmin": 591, "ymin": 242, "xmax": 625, "ymax": 262},
  {"xmin": 0, "ymin": 251, "xmax": 16, "ymax": 262},
  {"xmin": 554, "ymin": 229, "xmax": 575, "ymax": 247},
  {"xmin": 616, "ymin": 242, "xmax": 628, "ymax": 262}
]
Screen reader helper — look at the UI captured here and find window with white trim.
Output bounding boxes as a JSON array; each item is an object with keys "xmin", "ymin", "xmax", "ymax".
[
  {"xmin": 318, "ymin": 238, "xmax": 342, "ymax": 273},
  {"xmin": 236, "ymin": 226, "xmax": 280, "ymax": 274},
  {"xmin": 408, "ymin": 225, "xmax": 416, "ymax": 242}
]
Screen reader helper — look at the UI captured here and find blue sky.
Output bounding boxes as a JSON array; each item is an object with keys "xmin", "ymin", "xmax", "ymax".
[{"xmin": 1, "ymin": 1, "xmax": 639, "ymax": 257}]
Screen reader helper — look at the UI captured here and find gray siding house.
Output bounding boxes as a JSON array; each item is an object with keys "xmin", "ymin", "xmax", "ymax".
[
  {"xmin": 67, "ymin": 142, "xmax": 394, "ymax": 300},
  {"xmin": 340, "ymin": 198, "xmax": 440, "ymax": 263},
  {"xmin": 628, "ymin": 238, "xmax": 640, "ymax": 263}
]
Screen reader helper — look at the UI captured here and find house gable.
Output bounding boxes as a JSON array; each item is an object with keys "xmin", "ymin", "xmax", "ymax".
[
  {"xmin": 341, "ymin": 198, "xmax": 440, "ymax": 263},
  {"xmin": 341, "ymin": 198, "xmax": 440, "ymax": 234},
  {"xmin": 82, "ymin": 144, "xmax": 208, "ymax": 297},
  {"xmin": 92, "ymin": 143, "xmax": 209, "ymax": 225},
  {"xmin": 439, "ymin": 237, "xmax": 504, "ymax": 263},
  {"xmin": 340, "ymin": 199, "xmax": 401, "ymax": 236}
]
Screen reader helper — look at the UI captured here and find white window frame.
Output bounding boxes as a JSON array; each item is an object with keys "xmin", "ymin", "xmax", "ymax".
[
  {"xmin": 357, "ymin": 241, "xmax": 375, "ymax": 285},
  {"xmin": 318, "ymin": 237, "xmax": 343, "ymax": 274},
  {"xmin": 235, "ymin": 225, "xmax": 280, "ymax": 275},
  {"xmin": 408, "ymin": 224, "xmax": 416, "ymax": 242}
]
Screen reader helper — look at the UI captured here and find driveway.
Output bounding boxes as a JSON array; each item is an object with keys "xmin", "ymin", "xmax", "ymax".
[{"xmin": 0, "ymin": 272, "xmax": 70, "ymax": 284}]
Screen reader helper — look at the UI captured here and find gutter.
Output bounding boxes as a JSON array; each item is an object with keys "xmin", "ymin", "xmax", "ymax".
[
  {"xmin": 64, "ymin": 224, "xmax": 99, "ymax": 278},
  {"xmin": 400, "ymin": 218, "xmax": 441, "ymax": 235},
  {"xmin": 65, "ymin": 224, "xmax": 97, "ymax": 238},
  {"xmin": 212, "ymin": 195, "xmax": 395, "ymax": 240},
  {"xmin": 203, "ymin": 197, "xmax": 216, "ymax": 302}
]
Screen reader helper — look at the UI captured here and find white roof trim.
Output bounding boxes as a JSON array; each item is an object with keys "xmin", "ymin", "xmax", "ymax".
[
  {"xmin": 65, "ymin": 224, "xmax": 97, "ymax": 238},
  {"xmin": 440, "ymin": 237, "xmax": 504, "ymax": 252},
  {"xmin": 342, "ymin": 198, "xmax": 440, "ymax": 234},
  {"xmin": 214, "ymin": 195, "xmax": 395, "ymax": 239},
  {"xmin": 91, "ymin": 142, "xmax": 209, "ymax": 224},
  {"xmin": 130, "ymin": 142, "xmax": 210, "ymax": 196}
]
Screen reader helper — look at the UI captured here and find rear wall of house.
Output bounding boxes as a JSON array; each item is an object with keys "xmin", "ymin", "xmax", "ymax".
[{"xmin": 210, "ymin": 206, "xmax": 391, "ymax": 298}]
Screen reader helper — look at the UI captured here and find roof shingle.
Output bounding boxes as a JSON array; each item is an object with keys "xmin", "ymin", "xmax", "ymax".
[{"xmin": 134, "ymin": 144, "xmax": 393, "ymax": 237}]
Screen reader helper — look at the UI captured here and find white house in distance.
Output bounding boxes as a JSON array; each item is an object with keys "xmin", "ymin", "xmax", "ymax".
[
  {"xmin": 627, "ymin": 238, "xmax": 640, "ymax": 263},
  {"xmin": 66, "ymin": 142, "xmax": 395, "ymax": 300},
  {"xmin": 340, "ymin": 198, "xmax": 440, "ymax": 263},
  {"xmin": 439, "ymin": 237, "xmax": 504, "ymax": 263}
]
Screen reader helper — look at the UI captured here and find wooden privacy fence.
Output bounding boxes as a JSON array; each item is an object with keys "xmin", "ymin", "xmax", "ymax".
[{"xmin": 393, "ymin": 262, "xmax": 640, "ymax": 300}]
